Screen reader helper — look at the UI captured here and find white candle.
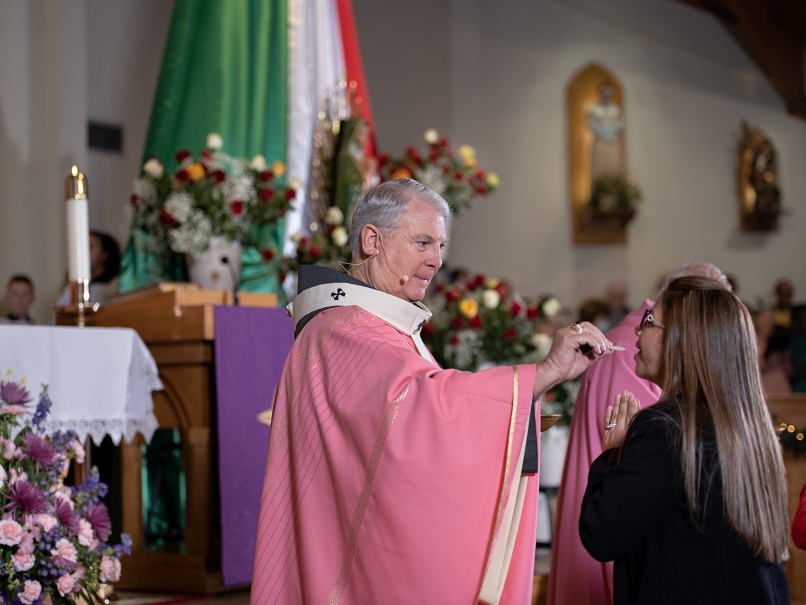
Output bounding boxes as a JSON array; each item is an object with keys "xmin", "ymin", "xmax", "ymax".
[{"xmin": 65, "ymin": 166, "xmax": 90, "ymax": 286}]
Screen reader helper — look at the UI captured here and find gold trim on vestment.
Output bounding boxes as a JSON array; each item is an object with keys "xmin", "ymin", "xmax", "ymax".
[
  {"xmin": 325, "ymin": 382, "xmax": 411, "ymax": 605},
  {"xmin": 478, "ymin": 366, "xmax": 519, "ymax": 600}
]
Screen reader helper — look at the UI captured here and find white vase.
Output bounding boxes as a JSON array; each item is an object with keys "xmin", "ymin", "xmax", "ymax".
[
  {"xmin": 188, "ymin": 236, "xmax": 242, "ymax": 291},
  {"xmin": 539, "ymin": 425, "xmax": 569, "ymax": 488}
]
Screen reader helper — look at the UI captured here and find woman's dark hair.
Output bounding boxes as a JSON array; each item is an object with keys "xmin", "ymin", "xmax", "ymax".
[{"xmin": 90, "ymin": 231, "xmax": 121, "ymax": 283}]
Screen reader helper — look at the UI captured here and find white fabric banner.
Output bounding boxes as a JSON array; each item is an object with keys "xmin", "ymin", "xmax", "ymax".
[
  {"xmin": 284, "ymin": 0, "xmax": 346, "ymax": 257},
  {"xmin": 0, "ymin": 325, "xmax": 161, "ymax": 445}
]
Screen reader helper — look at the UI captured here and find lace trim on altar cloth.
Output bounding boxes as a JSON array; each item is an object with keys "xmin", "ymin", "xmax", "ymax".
[{"xmin": 42, "ymin": 415, "xmax": 160, "ymax": 446}]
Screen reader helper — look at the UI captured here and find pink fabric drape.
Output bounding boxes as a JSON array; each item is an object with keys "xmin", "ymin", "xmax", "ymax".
[
  {"xmin": 250, "ymin": 305, "xmax": 539, "ymax": 604},
  {"xmin": 547, "ymin": 301, "xmax": 662, "ymax": 605}
]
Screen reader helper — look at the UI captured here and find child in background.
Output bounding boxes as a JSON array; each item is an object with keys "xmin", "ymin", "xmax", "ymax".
[{"xmin": 0, "ymin": 274, "xmax": 36, "ymax": 324}]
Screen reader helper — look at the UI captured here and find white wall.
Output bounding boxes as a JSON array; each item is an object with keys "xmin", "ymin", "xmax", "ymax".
[
  {"xmin": 355, "ymin": 0, "xmax": 806, "ymax": 310},
  {"xmin": 0, "ymin": 0, "xmax": 173, "ymax": 322}
]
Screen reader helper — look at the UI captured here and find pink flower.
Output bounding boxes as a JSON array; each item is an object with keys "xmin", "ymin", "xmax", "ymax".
[
  {"xmin": 72, "ymin": 563, "xmax": 87, "ymax": 583},
  {"xmin": 12, "ymin": 549, "xmax": 36, "ymax": 572},
  {"xmin": 57, "ymin": 573, "xmax": 75, "ymax": 597},
  {"xmin": 99, "ymin": 556, "xmax": 121, "ymax": 582},
  {"xmin": 51, "ymin": 538, "xmax": 77, "ymax": 563},
  {"xmin": 36, "ymin": 513, "xmax": 58, "ymax": 533},
  {"xmin": 70, "ymin": 440, "xmax": 85, "ymax": 464},
  {"xmin": 77, "ymin": 518, "xmax": 94, "ymax": 547},
  {"xmin": 10, "ymin": 467, "xmax": 28, "ymax": 484},
  {"xmin": 18, "ymin": 580, "xmax": 41, "ymax": 605},
  {"xmin": 3, "ymin": 438, "xmax": 21, "ymax": 459},
  {"xmin": 0, "ymin": 518, "xmax": 23, "ymax": 546},
  {"xmin": 2, "ymin": 404, "xmax": 26, "ymax": 415},
  {"xmin": 18, "ymin": 530, "xmax": 35, "ymax": 552}
]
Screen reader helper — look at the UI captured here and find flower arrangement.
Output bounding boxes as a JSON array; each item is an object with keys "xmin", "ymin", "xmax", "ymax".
[
  {"xmin": 281, "ymin": 206, "xmax": 352, "ymax": 281},
  {"xmin": 422, "ymin": 274, "xmax": 545, "ymax": 371},
  {"xmin": 379, "ymin": 129, "xmax": 500, "ymax": 214},
  {"xmin": 589, "ymin": 175, "xmax": 641, "ymax": 212},
  {"xmin": 0, "ymin": 378, "xmax": 130, "ymax": 605},
  {"xmin": 127, "ymin": 133, "xmax": 296, "ymax": 281}
]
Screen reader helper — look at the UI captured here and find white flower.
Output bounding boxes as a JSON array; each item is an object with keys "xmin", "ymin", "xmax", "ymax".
[
  {"xmin": 0, "ymin": 464, "xmax": 6, "ymax": 489},
  {"xmin": 206, "ymin": 132, "xmax": 223, "ymax": 150},
  {"xmin": 249, "ymin": 154, "xmax": 267, "ymax": 172},
  {"xmin": 142, "ymin": 158, "xmax": 163, "ymax": 178},
  {"xmin": 482, "ymin": 289, "xmax": 500, "ymax": 309},
  {"xmin": 164, "ymin": 192, "xmax": 193, "ymax": 223},
  {"xmin": 325, "ymin": 206, "xmax": 344, "ymax": 226},
  {"xmin": 531, "ymin": 332, "xmax": 551, "ymax": 349},
  {"xmin": 423, "ymin": 128, "xmax": 439, "ymax": 144},
  {"xmin": 332, "ymin": 226, "xmax": 349, "ymax": 247},
  {"xmin": 413, "ymin": 165, "xmax": 447, "ymax": 196},
  {"xmin": 290, "ymin": 231, "xmax": 304, "ymax": 244},
  {"xmin": 542, "ymin": 297, "xmax": 562, "ymax": 318}
]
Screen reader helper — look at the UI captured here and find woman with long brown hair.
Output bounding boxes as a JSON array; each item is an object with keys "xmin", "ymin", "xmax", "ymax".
[{"xmin": 580, "ymin": 276, "xmax": 790, "ymax": 604}]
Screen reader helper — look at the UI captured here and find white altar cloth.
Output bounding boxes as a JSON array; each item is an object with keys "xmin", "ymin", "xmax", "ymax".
[{"xmin": 0, "ymin": 325, "xmax": 161, "ymax": 445}]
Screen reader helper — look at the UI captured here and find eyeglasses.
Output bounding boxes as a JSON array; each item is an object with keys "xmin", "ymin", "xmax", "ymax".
[{"xmin": 635, "ymin": 308, "xmax": 665, "ymax": 334}]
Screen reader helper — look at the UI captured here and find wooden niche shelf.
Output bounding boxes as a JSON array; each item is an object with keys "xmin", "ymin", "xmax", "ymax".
[{"xmin": 568, "ymin": 64, "xmax": 636, "ymax": 244}]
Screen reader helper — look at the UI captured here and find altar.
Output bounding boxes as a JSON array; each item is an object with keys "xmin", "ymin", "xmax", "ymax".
[{"xmin": 59, "ymin": 284, "xmax": 294, "ymax": 593}]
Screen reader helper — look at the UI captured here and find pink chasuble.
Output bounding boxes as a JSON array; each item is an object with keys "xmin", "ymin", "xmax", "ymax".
[
  {"xmin": 547, "ymin": 301, "xmax": 662, "ymax": 605},
  {"xmin": 250, "ymin": 305, "xmax": 539, "ymax": 604}
]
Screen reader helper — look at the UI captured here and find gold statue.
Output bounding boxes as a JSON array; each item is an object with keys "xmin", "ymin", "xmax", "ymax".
[{"xmin": 738, "ymin": 121, "xmax": 781, "ymax": 230}]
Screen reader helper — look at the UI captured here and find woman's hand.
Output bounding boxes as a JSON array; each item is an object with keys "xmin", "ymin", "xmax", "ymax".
[{"xmin": 602, "ymin": 390, "xmax": 641, "ymax": 451}]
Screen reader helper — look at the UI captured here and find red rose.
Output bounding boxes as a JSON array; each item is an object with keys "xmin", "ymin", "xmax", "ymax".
[
  {"xmin": 261, "ymin": 248, "xmax": 274, "ymax": 261},
  {"xmin": 439, "ymin": 138, "xmax": 449, "ymax": 148},
  {"xmin": 285, "ymin": 189, "xmax": 297, "ymax": 200},
  {"xmin": 450, "ymin": 335, "xmax": 460, "ymax": 346},
  {"xmin": 201, "ymin": 149, "xmax": 212, "ymax": 160},
  {"xmin": 527, "ymin": 307, "xmax": 540, "ymax": 320},
  {"xmin": 159, "ymin": 210, "xmax": 176, "ymax": 226},
  {"xmin": 475, "ymin": 274, "xmax": 486, "ymax": 286},
  {"xmin": 469, "ymin": 315, "xmax": 483, "ymax": 330},
  {"xmin": 454, "ymin": 171, "xmax": 463, "ymax": 181},
  {"xmin": 429, "ymin": 150, "xmax": 439, "ymax": 162},
  {"xmin": 504, "ymin": 327, "xmax": 517, "ymax": 339},
  {"xmin": 422, "ymin": 322, "xmax": 435, "ymax": 337},
  {"xmin": 130, "ymin": 195, "xmax": 141, "ymax": 206},
  {"xmin": 511, "ymin": 302, "xmax": 522, "ymax": 316},
  {"xmin": 475, "ymin": 186, "xmax": 487, "ymax": 195},
  {"xmin": 377, "ymin": 153, "xmax": 390, "ymax": 167},
  {"xmin": 309, "ymin": 245, "xmax": 320, "ymax": 260},
  {"xmin": 544, "ymin": 391, "xmax": 555, "ymax": 402},
  {"xmin": 259, "ymin": 171, "xmax": 273, "ymax": 182},
  {"xmin": 175, "ymin": 169, "xmax": 189, "ymax": 182},
  {"xmin": 475, "ymin": 169, "xmax": 486, "ymax": 180},
  {"xmin": 450, "ymin": 318, "xmax": 464, "ymax": 330},
  {"xmin": 213, "ymin": 169, "xmax": 227, "ymax": 183},
  {"xmin": 231, "ymin": 200, "xmax": 244, "ymax": 215},
  {"xmin": 435, "ymin": 283, "xmax": 445, "ymax": 293},
  {"xmin": 446, "ymin": 289, "xmax": 459, "ymax": 302},
  {"xmin": 495, "ymin": 283, "xmax": 507, "ymax": 296},
  {"xmin": 299, "ymin": 237, "xmax": 309, "ymax": 248},
  {"xmin": 466, "ymin": 279, "xmax": 478, "ymax": 291},
  {"xmin": 175, "ymin": 149, "xmax": 191, "ymax": 163},
  {"xmin": 260, "ymin": 188, "xmax": 274, "ymax": 201},
  {"xmin": 405, "ymin": 146, "xmax": 419, "ymax": 159},
  {"xmin": 278, "ymin": 271, "xmax": 287, "ymax": 283}
]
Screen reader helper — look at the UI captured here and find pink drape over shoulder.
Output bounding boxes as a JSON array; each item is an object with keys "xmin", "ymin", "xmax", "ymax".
[
  {"xmin": 547, "ymin": 301, "xmax": 662, "ymax": 605},
  {"xmin": 250, "ymin": 305, "xmax": 539, "ymax": 604}
]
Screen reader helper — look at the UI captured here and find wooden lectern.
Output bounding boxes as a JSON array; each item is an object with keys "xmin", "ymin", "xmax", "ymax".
[{"xmin": 68, "ymin": 283, "xmax": 277, "ymax": 592}]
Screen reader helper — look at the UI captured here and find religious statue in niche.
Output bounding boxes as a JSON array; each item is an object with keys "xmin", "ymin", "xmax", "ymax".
[
  {"xmin": 567, "ymin": 64, "xmax": 640, "ymax": 244},
  {"xmin": 737, "ymin": 121, "xmax": 783, "ymax": 231}
]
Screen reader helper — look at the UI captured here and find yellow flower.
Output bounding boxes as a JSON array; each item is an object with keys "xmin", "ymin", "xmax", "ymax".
[
  {"xmin": 458, "ymin": 145, "xmax": 475, "ymax": 160},
  {"xmin": 272, "ymin": 161, "xmax": 286, "ymax": 178},
  {"xmin": 486, "ymin": 173, "xmax": 500, "ymax": 188},
  {"xmin": 486, "ymin": 279, "xmax": 500, "ymax": 288},
  {"xmin": 459, "ymin": 298, "xmax": 479, "ymax": 319},
  {"xmin": 391, "ymin": 168, "xmax": 412, "ymax": 180},
  {"xmin": 463, "ymin": 157, "xmax": 477, "ymax": 168},
  {"xmin": 187, "ymin": 163, "xmax": 205, "ymax": 181}
]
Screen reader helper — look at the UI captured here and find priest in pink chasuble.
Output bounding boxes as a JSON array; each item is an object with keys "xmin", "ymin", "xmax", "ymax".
[{"xmin": 250, "ymin": 179, "xmax": 615, "ymax": 605}]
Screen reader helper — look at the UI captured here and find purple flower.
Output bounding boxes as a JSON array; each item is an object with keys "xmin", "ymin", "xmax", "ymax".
[
  {"xmin": 54, "ymin": 498, "xmax": 81, "ymax": 533},
  {"xmin": 32, "ymin": 392, "xmax": 52, "ymax": 430},
  {"xmin": 4, "ymin": 481, "xmax": 47, "ymax": 515},
  {"xmin": 85, "ymin": 502, "xmax": 111, "ymax": 542},
  {"xmin": 0, "ymin": 381, "xmax": 32, "ymax": 406},
  {"xmin": 21, "ymin": 433, "xmax": 58, "ymax": 471}
]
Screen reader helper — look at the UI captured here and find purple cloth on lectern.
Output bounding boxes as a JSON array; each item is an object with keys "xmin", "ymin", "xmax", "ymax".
[{"xmin": 214, "ymin": 306, "xmax": 294, "ymax": 586}]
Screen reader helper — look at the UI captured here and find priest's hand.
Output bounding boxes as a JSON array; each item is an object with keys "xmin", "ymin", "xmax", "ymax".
[
  {"xmin": 533, "ymin": 322, "xmax": 613, "ymax": 398},
  {"xmin": 602, "ymin": 391, "xmax": 641, "ymax": 450}
]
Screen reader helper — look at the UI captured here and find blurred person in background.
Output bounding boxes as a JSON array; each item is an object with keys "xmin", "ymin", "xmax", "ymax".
[
  {"xmin": 56, "ymin": 231, "xmax": 122, "ymax": 306},
  {"xmin": 754, "ymin": 309, "xmax": 791, "ymax": 395},
  {"xmin": 0, "ymin": 274, "xmax": 36, "ymax": 325},
  {"xmin": 579, "ymin": 299, "xmax": 612, "ymax": 333}
]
